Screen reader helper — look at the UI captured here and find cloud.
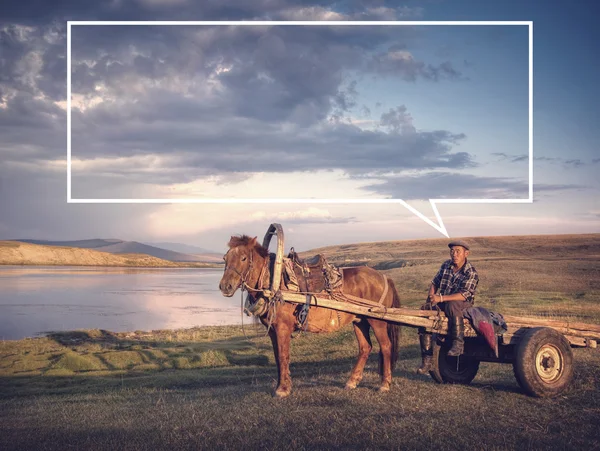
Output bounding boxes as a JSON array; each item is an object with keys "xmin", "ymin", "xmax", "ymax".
[
  {"xmin": 0, "ymin": 24, "xmax": 66, "ymax": 101},
  {"xmin": 4, "ymin": 21, "xmax": 476, "ymax": 186},
  {"xmin": 379, "ymin": 105, "xmax": 416, "ymax": 134},
  {"xmin": 277, "ymin": 6, "xmax": 346, "ymax": 21},
  {"xmin": 0, "ymin": 163, "xmax": 157, "ymax": 240},
  {"xmin": 0, "ymin": 0, "xmax": 423, "ymax": 24},
  {"xmin": 493, "ymin": 154, "xmax": 595, "ymax": 169},
  {"xmin": 564, "ymin": 159, "xmax": 584, "ymax": 168},
  {"xmin": 358, "ymin": 171, "xmax": 589, "ymax": 200},
  {"xmin": 492, "ymin": 152, "xmax": 528, "ymax": 163},
  {"xmin": 67, "ymin": 24, "xmax": 452, "ymax": 122},
  {"xmin": 68, "ymin": 114, "xmax": 472, "ymax": 188},
  {"xmin": 1, "ymin": 15, "xmax": 477, "ymax": 212},
  {"xmin": 251, "ymin": 207, "xmax": 355, "ymax": 224},
  {"xmin": 368, "ymin": 48, "xmax": 464, "ymax": 81},
  {"xmin": 2, "ymin": 13, "xmax": 473, "ymax": 200},
  {"xmin": 537, "ymin": 157, "xmax": 589, "ymax": 169}
]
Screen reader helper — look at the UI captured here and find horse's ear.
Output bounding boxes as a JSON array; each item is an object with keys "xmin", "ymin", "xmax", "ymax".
[{"xmin": 250, "ymin": 236, "xmax": 258, "ymax": 246}]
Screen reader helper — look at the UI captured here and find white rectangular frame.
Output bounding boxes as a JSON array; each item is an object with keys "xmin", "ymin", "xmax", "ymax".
[{"xmin": 67, "ymin": 20, "xmax": 533, "ymax": 214}]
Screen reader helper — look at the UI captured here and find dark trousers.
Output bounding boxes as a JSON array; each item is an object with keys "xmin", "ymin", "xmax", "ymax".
[
  {"xmin": 420, "ymin": 300, "xmax": 470, "ymax": 320},
  {"xmin": 418, "ymin": 300, "xmax": 470, "ymax": 357}
]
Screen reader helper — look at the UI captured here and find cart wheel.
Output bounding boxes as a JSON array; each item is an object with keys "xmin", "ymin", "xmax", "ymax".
[
  {"xmin": 512, "ymin": 327, "xmax": 573, "ymax": 398},
  {"xmin": 430, "ymin": 340, "xmax": 480, "ymax": 385}
]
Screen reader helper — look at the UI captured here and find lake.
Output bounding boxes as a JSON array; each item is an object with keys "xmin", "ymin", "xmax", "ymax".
[{"xmin": 0, "ymin": 266, "xmax": 243, "ymax": 340}]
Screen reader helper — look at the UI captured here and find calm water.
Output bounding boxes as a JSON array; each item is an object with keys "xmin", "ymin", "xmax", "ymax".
[{"xmin": 0, "ymin": 266, "xmax": 243, "ymax": 340}]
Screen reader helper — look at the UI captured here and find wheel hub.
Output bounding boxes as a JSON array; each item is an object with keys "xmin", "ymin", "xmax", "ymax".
[
  {"xmin": 536, "ymin": 344, "xmax": 563, "ymax": 383},
  {"xmin": 541, "ymin": 355, "xmax": 555, "ymax": 369}
]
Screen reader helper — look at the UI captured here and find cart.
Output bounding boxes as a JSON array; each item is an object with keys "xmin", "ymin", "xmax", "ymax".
[{"xmin": 262, "ymin": 224, "xmax": 600, "ymax": 398}]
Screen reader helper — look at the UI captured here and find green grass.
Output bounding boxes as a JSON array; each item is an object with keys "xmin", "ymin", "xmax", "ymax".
[{"xmin": 1, "ymin": 325, "xmax": 599, "ymax": 450}]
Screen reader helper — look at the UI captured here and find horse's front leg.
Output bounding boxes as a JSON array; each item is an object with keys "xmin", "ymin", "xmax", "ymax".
[
  {"xmin": 271, "ymin": 323, "xmax": 293, "ymax": 398},
  {"xmin": 268, "ymin": 328, "xmax": 281, "ymax": 391},
  {"xmin": 371, "ymin": 321, "xmax": 393, "ymax": 392},
  {"xmin": 346, "ymin": 320, "xmax": 372, "ymax": 389}
]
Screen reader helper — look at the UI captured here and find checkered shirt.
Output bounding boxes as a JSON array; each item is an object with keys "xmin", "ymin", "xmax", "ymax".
[{"xmin": 432, "ymin": 259, "xmax": 479, "ymax": 303}]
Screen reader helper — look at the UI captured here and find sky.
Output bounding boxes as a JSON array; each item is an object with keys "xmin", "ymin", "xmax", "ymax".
[{"xmin": 0, "ymin": 0, "xmax": 598, "ymax": 252}]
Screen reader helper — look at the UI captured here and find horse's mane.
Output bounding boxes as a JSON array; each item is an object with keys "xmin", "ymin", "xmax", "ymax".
[{"xmin": 227, "ymin": 235, "xmax": 270, "ymax": 258}]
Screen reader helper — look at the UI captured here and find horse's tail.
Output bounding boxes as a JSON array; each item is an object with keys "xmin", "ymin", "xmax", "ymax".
[{"xmin": 386, "ymin": 277, "xmax": 401, "ymax": 372}]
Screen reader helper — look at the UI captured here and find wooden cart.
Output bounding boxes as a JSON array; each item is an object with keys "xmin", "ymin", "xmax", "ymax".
[{"xmin": 262, "ymin": 224, "xmax": 600, "ymax": 398}]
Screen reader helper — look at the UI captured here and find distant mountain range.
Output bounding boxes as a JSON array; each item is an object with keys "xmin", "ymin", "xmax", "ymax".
[{"xmin": 14, "ymin": 239, "xmax": 223, "ymax": 263}]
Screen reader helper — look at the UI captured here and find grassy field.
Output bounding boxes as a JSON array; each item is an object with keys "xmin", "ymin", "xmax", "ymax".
[
  {"xmin": 306, "ymin": 233, "xmax": 600, "ymax": 321},
  {"xmin": 1, "ymin": 233, "xmax": 599, "ymax": 450}
]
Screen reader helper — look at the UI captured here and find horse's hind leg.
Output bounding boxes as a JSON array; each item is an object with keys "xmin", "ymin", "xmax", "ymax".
[
  {"xmin": 345, "ymin": 319, "xmax": 372, "ymax": 390},
  {"xmin": 370, "ymin": 320, "xmax": 393, "ymax": 392}
]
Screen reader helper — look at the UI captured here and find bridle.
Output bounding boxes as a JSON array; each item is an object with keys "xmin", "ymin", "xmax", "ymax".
[
  {"xmin": 223, "ymin": 247, "xmax": 269, "ymax": 295},
  {"xmin": 223, "ymin": 248, "xmax": 253, "ymax": 292}
]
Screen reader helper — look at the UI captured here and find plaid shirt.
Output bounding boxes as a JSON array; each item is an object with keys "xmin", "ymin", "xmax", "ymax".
[{"xmin": 432, "ymin": 259, "xmax": 479, "ymax": 303}]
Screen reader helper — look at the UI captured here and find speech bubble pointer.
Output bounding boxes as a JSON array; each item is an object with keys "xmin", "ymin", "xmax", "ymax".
[{"xmin": 400, "ymin": 199, "xmax": 449, "ymax": 238}]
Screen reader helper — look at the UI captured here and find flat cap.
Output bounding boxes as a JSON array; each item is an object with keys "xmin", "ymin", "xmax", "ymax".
[{"xmin": 448, "ymin": 240, "xmax": 470, "ymax": 251}]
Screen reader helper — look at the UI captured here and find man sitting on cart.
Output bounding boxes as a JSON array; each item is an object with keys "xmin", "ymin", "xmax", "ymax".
[{"xmin": 417, "ymin": 239, "xmax": 479, "ymax": 375}]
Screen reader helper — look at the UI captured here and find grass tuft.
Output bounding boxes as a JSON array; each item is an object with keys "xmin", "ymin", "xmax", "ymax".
[
  {"xmin": 52, "ymin": 351, "xmax": 104, "ymax": 372},
  {"xmin": 197, "ymin": 350, "xmax": 229, "ymax": 367}
]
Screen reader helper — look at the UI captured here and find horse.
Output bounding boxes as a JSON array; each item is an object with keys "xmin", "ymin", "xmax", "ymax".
[{"xmin": 219, "ymin": 235, "xmax": 401, "ymax": 398}]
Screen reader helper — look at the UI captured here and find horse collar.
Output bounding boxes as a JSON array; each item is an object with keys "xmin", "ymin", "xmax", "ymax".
[{"xmin": 242, "ymin": 249, "xmax": 271, "ymax": 295}]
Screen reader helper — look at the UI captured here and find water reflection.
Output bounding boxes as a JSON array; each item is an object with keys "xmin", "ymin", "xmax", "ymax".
[{"xmin": 0, "ymin": 266, "xmax": 241, "ymax": 340}]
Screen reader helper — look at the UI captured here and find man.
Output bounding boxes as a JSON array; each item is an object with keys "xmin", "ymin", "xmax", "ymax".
[{"xmin": 416, "ymin": 239, "xmax": 479, "ymax": 375}]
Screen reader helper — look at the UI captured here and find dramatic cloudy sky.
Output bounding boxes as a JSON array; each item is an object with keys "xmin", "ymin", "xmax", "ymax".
[{"xmin": 0, "ymin": 0, "xmax": 598, "ymax": 251}]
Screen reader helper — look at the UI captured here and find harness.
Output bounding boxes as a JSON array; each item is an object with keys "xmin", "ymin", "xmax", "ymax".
[
  {"xmin": 231, "ymin": 249, "xmax": 390, "ymax": 333},
  {"xmin": 223, "ymin": 224, "xmax": 392, "ymax": 335}
]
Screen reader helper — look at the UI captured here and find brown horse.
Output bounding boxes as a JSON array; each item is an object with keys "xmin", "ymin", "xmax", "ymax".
[{"xmin": 219, "ymin": 235, "xmax": 401, "ymax": 397}]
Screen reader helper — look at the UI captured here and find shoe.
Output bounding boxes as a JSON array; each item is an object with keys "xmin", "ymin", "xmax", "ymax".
[
  {"xmin": 447, "ymin": 316, "xmax": 465, "ymax": 357},
  {"xmin": 416, "ymin": 330, "xmax": 433, "ymax": 374}
]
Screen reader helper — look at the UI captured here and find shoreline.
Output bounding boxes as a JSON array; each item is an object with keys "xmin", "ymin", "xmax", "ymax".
[
  {"xmin": 0, "ymin": 262, "xmax": 223, "ymax": 269},
  {"xmin": 2, "ymin": 324, "xmax": 246, "ymax": 343}
]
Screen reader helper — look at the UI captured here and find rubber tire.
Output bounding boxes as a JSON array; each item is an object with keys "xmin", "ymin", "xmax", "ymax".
[
  {"xmin": 430, "ymin": 340, "xmax": 480, "ymax": 385},
  {"xmin": 512, "ymin": 327, "xmax": 573, "ymax": 398}
]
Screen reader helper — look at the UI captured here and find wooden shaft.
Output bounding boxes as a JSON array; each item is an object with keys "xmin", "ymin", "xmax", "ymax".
[
  {"xmin": 371, "ymin": 306, "xmax": 600, "ymax": 333},
  {"xmin": 280, "ymin": 291, "xmax": 600, "ymax": 341},
  {"xmin": 282, "ymin": 292, "xmax": 444, "ymax": 331},
  {"xmin": 501, "ymin": 314, "xmax": 600, "ymax": 333}
]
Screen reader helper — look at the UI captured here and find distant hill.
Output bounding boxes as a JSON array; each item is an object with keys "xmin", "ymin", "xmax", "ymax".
[
  {"xmin": 0, "ymin": 241, "xmax": 218, "ymax": 267},
  {"xmin": 12, "ymin": 239, "xmax": 223, "ymax": 263},
  {"xmin": 17, "ymin": 239, "xmax": 122, "ymax": 249},
  {"xmin": 147, "ymin": 242, "xmax": 221, "ymax": 256}
]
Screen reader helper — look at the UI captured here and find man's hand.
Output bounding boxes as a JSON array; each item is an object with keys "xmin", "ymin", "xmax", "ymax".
[{"xmin": 426, "ymin": 283, "xmax": 438, "ymax": 307}]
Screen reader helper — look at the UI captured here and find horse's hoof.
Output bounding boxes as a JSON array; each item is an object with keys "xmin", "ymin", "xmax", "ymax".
[
  {"xmin": 378, "ymin": 385, "xmax": 391, "ymax": 393},
  {"xmin": 345, "ymin": 382, "xmax": 357, "ymax": 390},
  {"xmin": 274, "ymin": 388, "xmax": 291, "ymax": 398}
]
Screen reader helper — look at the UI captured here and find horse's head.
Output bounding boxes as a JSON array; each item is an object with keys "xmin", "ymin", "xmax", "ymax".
[{"xmin": 219, "ymin": 235, "xmax": 269, "ymax": 297}]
